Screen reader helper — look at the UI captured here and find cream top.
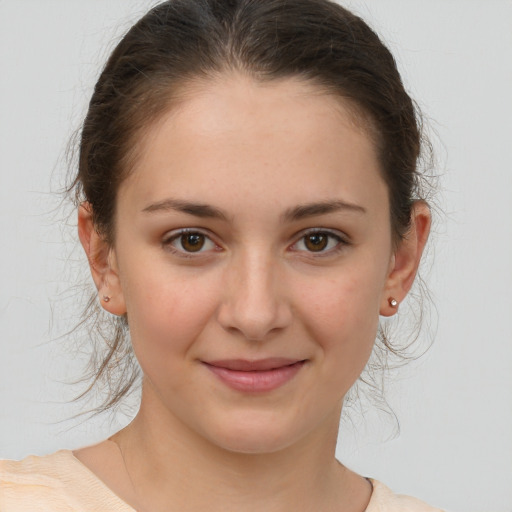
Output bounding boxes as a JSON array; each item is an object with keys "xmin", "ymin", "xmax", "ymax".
[{"xmin": 0, "ymin": 450, "xmax": 444, "ymax": 511}]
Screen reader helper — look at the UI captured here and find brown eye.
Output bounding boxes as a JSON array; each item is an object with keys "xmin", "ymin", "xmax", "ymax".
[
  {"xmin": 164, "ymin": 230, "xmax": 217, "ymax": 256},
  {"xmin": 180, "ymin": 233, "xmax": 205, "ymax": 252},
  {"xmin": 291, "ymin": 230, "xmax": 346, "ymax": 255},
  {"xmin": 304, "ymin": 233, "xmax": 329, "ymax": 252}
]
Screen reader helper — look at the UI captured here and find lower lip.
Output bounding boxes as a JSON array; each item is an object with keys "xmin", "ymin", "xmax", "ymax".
[{"xmin": 203, "ymin": 361, "xmax": 306, "ymax": 393}]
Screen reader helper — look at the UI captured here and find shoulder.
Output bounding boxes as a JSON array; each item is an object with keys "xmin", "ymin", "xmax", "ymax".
[
  {"xmin": 0, "ymin": 450, "xmax": 133, "ymax": 512},
  {"xmin": 0, "ymin": 451, "xmax": 78, "ymax": 511},
  {"xmin": 366, "ymin": 479, "xmax": 445, "ymax": 512}
]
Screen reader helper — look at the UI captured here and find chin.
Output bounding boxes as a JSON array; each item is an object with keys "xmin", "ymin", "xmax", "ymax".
[{"xmin": 200, "ymin": 413, "xmax": 304, "ymax": 455}]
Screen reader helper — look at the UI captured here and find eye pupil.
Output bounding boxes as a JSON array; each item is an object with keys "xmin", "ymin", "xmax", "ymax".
[
  {"xmin": 181, "ymin": 233, "xmax": 205, "ymax": 252},
  {"xmin": 305, "ymin": 233, "xmax": 328, "ymax": 251}
]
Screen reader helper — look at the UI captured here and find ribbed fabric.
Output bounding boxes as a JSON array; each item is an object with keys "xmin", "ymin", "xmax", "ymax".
[
  {"xmin": 0, "ymin": 450, "xmax": 443, "ymax": 511},
  {"xmin": 0, "ymin": 451, "xmax": 133, "ymax": 511},
  {"xmin": 365, "ymin": 480, "xmax": 444, "ymax": 512}
]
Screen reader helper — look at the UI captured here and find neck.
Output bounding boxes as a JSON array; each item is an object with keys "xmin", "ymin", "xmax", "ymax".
[{"xmin": 111, "ymin": 381, "xmax": 370, "ymax": 512}]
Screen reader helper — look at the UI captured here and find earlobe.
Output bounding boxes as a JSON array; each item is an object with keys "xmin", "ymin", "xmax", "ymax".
[
  {"xmin": 78, "ymin": 203, "xmax": 127, "ymax": 316},
  {"xmin": 380, "ymin": 201, "xmax": 431, "ymax": 317}
]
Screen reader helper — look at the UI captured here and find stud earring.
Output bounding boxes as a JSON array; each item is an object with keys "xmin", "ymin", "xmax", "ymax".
[
  {"xmin": 388, "ymin": 297, "xmax": 398, "ymax": 308},
  {"xmin": 102, "ymin": 295, "xmax": 111, "ymax": 303}
]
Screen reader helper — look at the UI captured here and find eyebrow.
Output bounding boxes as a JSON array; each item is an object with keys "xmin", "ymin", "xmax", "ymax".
[
  {"xmin": 142, "ymin": 198, "xmax": 366, "ymax": 221},
  {"xmin": 282, "ymin": 200, "xmax": 366, "ymax": 222},
  {"xmin": 142, "ymin": 199, "xmax": 229, "ymax": 220}
]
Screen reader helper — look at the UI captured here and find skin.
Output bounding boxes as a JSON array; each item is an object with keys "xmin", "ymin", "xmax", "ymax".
[{"xmin": 76, "ymin": 75, "xmax": 430, "ymax": 512}]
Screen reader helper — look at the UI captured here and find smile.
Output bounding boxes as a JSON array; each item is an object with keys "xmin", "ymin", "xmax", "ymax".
[{"xmin": 202, "ymin": 358, "xmax": 307, "ymax": 393}]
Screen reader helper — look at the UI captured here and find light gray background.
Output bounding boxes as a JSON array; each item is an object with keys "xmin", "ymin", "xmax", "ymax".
[{"xmin": 1, "ymin": 1, "xmax": 511, "ymax": 511}]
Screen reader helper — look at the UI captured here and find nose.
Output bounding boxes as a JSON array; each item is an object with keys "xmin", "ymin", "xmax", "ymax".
[{"xmin": 216, "ymin": 248, "xmax": 292, "ymax": 341}]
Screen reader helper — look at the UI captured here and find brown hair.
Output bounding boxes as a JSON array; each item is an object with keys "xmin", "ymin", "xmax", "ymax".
[{"xmin": 69, "ymin": 0, "xmax": 434, "ymax": 416}]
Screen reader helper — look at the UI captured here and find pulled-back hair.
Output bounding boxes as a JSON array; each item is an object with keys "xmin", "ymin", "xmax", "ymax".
[{"xmin": 69, "ymin": 0, "xmax": 434, "ymax": 416}]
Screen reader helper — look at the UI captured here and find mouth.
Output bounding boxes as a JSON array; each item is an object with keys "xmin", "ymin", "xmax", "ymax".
[{"xmin": 202, "ymin": 358, "xmax": 307, "ymax": 393}]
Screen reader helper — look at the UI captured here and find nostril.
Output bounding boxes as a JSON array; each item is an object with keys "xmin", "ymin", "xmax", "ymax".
[{"xmin": 216, "ymin": 266, "xmax": 293, "ymax": 340}]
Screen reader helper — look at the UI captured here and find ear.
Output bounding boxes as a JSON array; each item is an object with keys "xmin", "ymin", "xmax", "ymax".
[
  {"xmin": 380, "ymin": 201, "xmax": 431, "ymax": 316},
  {"xmin": 78, "ymin": 202, "xmax": 126, "ymax": 316}
]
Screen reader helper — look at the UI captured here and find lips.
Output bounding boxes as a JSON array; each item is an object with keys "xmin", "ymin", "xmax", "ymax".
[
  {"xmin": 206, "ymin": 358, "xmax": 302, "ymax": 372},
  {"xmin": 202, "ymin": 358, "xmax": 306, "ymax": 392}
]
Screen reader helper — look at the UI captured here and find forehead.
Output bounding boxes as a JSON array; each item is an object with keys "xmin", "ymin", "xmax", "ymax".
[{"xmin": 119, "ymin": 74, "xmax": 387, "ymax": 217}]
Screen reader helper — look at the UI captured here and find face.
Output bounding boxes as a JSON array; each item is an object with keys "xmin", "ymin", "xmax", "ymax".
[{"xmin": 91, "ymin": 75, "xmax": 411, "ymax": 454}]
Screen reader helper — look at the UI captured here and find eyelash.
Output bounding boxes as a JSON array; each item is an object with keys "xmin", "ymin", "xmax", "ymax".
[
  {"xmin": 161, "ymin": 228, "xmax": 349, "ymax": 258},
  {"xmin": 289, "ymin": 229, "xmax": 349, "ymax": 257},
  {"xmin": 162, "ymin": 228, "xmax": 220, "ymax": 258}
]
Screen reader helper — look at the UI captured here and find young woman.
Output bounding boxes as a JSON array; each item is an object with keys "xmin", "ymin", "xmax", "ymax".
[{"xmin": 0, "ymin": 1, "xmax": 441, "ymax": 510}]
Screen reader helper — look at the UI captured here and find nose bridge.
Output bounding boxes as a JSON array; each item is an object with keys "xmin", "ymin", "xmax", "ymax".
[
  {"xmin": 218, "ymin": 245, "xmax": 290, "ymax": 340},
  {"xmin": 239, "ymin": 247, "xmax": 275, "ymax": 306}
]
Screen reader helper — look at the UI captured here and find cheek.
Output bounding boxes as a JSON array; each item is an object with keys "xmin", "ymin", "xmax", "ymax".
[
  {"xmin": 293, "ymin": 259, "xmax": 386, "ymax": 376},
  {"xmin": 297, "ymin": 263, "xmax": 383, "ymax": 332},
  {"xmin": 119, "ymin": 265, "xmax": 221, "ymax": 368}
]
